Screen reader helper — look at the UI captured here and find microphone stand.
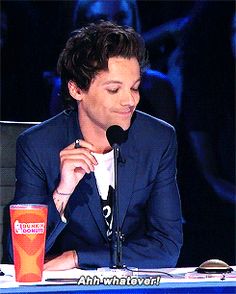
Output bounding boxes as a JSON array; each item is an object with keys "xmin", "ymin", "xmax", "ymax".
[{"xmin": 111, "ymin": 143, "xmax": 125, "ymax": 269}]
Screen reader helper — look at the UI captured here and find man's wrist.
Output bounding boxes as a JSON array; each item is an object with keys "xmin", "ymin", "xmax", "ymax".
[
  {"xmin": 73, "ymin": 250, "xmax": 79, "ymax": 268},
  {"xmin": 53, "ymin": 188, "xmax": 71, "ymax": 219}
]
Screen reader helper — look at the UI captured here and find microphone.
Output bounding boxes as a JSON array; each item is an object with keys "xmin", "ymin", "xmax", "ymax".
[
  {"xmin": 106, "ymin": 125, "xmax": 127, "ymax": 147},
  {"xmin": 106, "ymin": 125, "xmax": 127, "ymax": 268}
]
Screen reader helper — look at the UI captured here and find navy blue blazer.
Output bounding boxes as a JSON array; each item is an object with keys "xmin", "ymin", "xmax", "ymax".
[{"xmin": 7, "ymin": 109, "xmax": 182, "ymax": 269}]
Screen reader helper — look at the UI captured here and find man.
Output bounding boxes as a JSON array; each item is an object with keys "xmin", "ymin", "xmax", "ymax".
[{"xmin": 7, "ymin": 21, "xmax": 182, "ymax": 270}]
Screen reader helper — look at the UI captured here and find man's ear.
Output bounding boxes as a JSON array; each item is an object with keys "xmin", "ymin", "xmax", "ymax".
[{"xmin": 68, "ymin": 81, "xmax": 83, "ymax": 101}]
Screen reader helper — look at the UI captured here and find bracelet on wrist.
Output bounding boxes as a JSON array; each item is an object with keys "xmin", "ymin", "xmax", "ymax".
[{"xmin": 55, "ymin": 189, "xmax": 71, "ymax": 196}]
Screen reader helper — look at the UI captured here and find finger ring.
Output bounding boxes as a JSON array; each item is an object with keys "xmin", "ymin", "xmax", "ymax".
[{"xmin": 74, "ymin": 139, "xmax": 80, "ymax": 149}]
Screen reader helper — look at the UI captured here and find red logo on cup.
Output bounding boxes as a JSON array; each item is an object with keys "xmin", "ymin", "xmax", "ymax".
[{"xmin": 14, "ymin": 220, "xmax": 45, "ymax": 235}]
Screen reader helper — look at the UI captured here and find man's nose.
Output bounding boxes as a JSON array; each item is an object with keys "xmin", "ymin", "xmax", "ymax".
[{"xmin": 120, "ymin": 91, "xmax": 136, "ymax": 106}]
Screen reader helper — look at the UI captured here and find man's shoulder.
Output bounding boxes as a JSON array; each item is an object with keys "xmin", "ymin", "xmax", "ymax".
[
  {"xmin": 134, "ymin": 110, "xmax": 175, "ymax": 133},
  {"xmin": 131, "ymin": 111, "xmax": 176, "ymax": 146},
  {"xmin": 17, "ymin": 110, "xmax": 76, "ymax": 144}
]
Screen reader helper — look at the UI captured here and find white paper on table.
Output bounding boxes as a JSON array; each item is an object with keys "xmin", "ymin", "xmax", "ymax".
[{"xmin": 1, "ymin": 264, "xmax": 236, "ymax": 288}]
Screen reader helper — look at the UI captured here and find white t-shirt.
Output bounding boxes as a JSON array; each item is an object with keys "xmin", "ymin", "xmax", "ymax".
[
  {"xmin": 92, "ymin": 150, "xmax": 114, "ymax": 239},
  {"xmin": 92, "ymin": 150, "xmax": 114, "ymax": 200}
]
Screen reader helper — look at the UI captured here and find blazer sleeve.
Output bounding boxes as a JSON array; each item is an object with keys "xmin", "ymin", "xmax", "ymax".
[{"xmin": 6, "ymin": 134, "xmax": 67, "ymax": 262}]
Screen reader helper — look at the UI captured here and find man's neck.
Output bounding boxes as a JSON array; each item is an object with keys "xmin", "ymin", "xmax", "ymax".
[{"xmin": 78, "ymin": 110, "xmax": 112, "ymax": 154}]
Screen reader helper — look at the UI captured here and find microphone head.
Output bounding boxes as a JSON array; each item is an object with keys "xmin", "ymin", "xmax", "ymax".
[{"xmin": 106, "ymin": 125, "xmax": 128, "ymax": 147}]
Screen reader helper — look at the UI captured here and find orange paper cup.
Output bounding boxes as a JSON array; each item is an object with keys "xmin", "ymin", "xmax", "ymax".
[{"xmin": 10, "ymin": 204, "xmax": 48, "ymax": 282}]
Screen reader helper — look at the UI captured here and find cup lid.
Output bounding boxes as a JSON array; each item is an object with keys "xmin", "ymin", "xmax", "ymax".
[{"xmin": 10, "ymin": 204, "xmax": 48, "ymax": 209}]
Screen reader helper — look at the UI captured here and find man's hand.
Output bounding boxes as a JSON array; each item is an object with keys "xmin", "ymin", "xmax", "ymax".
[
  {"xmin": 57, "ymin": 139, "xmax": 98, "ymax": 195},
  {"xmin": 53, "ymin": 139, "xmax": 98, "ymax": 216},
  {"xmin": 44, "ymin": 250, "xmax": 78, "ymax": 271}
]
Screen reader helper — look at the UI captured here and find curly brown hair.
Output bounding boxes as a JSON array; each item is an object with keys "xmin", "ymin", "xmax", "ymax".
[{"xmin": 57, "ymin": 21, "xmax": 149, "ymax": 109}]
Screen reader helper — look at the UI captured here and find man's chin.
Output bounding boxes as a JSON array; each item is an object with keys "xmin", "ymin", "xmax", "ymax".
[
  {"xmin": 115, "ymin": 121, "xmax": 131, "ymax": 131},
  {"xmin": 107, "ymin": 116, "xmax": 133, "ymax": 131},
  {"xmin": 122, "ymin": 125, "xmax": 131, "ymax": 131}
]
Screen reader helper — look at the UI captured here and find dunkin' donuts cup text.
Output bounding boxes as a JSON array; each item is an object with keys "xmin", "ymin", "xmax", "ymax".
[{"xmin": 14, "ymin": 220, "xmax": 45, "ymax": 235}]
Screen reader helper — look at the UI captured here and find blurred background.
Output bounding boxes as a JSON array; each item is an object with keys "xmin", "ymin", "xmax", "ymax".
[{"xmin": 1, "ymin": 0, "xmax": 235, "ymax": 267}]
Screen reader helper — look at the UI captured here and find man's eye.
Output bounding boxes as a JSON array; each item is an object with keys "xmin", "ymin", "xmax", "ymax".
[
  {"xmin": 107, "ymin": 88, "xmax": 119, "ymax": 94},
  {"xmin": 131, "ymin": 88, "xmax": 139, "ymax": 92}
]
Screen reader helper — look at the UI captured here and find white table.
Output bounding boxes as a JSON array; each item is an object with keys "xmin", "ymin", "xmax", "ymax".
[{"xmin": 1, "ymin": 264, "xmax": 236, "ymax": 293}]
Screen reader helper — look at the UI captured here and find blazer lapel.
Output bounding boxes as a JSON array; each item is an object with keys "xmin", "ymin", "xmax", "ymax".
[
  {"xmin": 66, "ymin": 110, "xmax": 108, "ymax": 240},
  {"xmin": 118, "ymin": 134, "xmax": 138, "ymax": 228},
  {"xmin": 77, "ymin": 173, "xmax": 108, "ymax": 240}
]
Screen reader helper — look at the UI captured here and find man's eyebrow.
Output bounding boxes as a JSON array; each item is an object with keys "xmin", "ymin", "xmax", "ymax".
[
  {"xmin": 102, "ymin": 78, "xmax": 141, "ymax": 86},
  {"xmin": 102, "ymin": 80, "xmax": 123, "ymax": 85},
  {"xmin": 133, "ymin": 78, "xmax": 141, "ymax": 84}
]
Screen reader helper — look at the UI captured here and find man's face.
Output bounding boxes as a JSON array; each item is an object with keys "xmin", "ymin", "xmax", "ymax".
[{"xmin": 78, "ymin": 57, "xmax": 140, "ymax": 132}]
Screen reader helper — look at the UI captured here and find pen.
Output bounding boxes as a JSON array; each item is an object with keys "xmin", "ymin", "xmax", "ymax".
[
  {"xmin": 75, "ymin": 139, "xmax": 80, "ymax": 149},
  {"xmin": 46, "ymin": 278, "xmax": 79, "ymax": 283},
  {"xmin": 20, "ymin": 278, "xmax": 80, "ymax": 287}
]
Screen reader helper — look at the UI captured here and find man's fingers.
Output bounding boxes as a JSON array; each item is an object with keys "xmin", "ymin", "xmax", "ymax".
[
  {"xmin": 66, "ymin": 139, "xmax": 98, "ymax": 153},
  {"xmin": 75, "ymin": 139, "xmax": 95, "ymax": 150},
  {"xmin": 60, "ymin": 157, "xmax": 93, "ymax": 174},
  {"xmin": 60, "ymin": 152, "xmax": 97, "ymax": 172},
  {"xmin": 58, "ymin": 139, "xmax": 99, "ymax": 190},
  {"xmin": 60, "ymin": 148, "xmax": 98, "ymax": 166}
]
